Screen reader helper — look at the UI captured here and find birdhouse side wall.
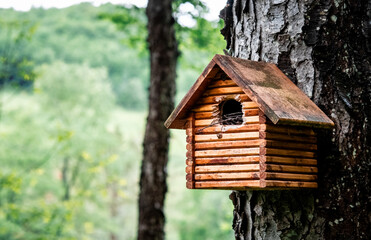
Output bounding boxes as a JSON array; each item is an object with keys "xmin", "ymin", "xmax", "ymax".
[
  {"xmin": 259, "ymin": 116, "xmax": 318, "ymax": 189},
  {"xmin": 184, "ymin": 78, "xmax": 319, "ymax": 189},
  {"xmin": 185, "ymin": 79, "xmax": 263, "ymax": 189}
]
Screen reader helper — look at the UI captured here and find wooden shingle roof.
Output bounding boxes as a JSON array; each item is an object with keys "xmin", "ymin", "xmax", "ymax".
[{"xmin": 165, "ymin": 54, "xmax": 334, "ymax": 129}]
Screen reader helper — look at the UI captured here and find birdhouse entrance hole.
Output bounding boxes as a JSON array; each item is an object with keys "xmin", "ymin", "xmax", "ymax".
[{"xmin": 220, "ymin": 100, "xmax": 243, "ymax": 125}]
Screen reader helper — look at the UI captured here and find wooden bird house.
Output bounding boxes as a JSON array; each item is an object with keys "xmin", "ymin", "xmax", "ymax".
[{"xmin": 165, "ymin": 54, "xmax": 334, "ymax": 190}]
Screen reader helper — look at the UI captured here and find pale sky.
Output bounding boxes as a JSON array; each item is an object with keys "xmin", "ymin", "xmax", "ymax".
[{"xmin": 0, "ymin": 0, "xmax": 227, "ymax": 25}]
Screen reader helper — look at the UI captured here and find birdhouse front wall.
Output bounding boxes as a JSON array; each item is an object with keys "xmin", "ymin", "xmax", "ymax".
[{"xmin": 185, "ymin": 75, "xmax": 318, "ymax": 190}]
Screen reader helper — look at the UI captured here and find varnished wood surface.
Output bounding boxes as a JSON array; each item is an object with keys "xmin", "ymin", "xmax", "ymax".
[
  {"xmin": 188, "ymin": 164, "xmax": 261, "ymax": 173},
  {"xmin": 195, "ymin": 156, "xmax": 260, "ymax": 165},
  {"xmin": 194, "ymin": 132, "xmax": 260, "ymax": 142},
  {"xmin": 214, "ymin": 54, "xmax": 334, "ymax": 127},
  {"xmin": 197, "ymin": 94, "xmax": 250, "ymax": 104},
  {"xmin": 193, "ymin": 180, "xmax": 317, "ymax": 189},
  {"xmin": 185, "ymin": 113, "xmax": 196, "ymax": 189},
  {"xmin": 165, "ymin": 54, "xmax": 334, "ymax": 129},
  {"xmin": 174, "ymin": 66, "xmax": 324, "ymax": 189},
  {"xmin": 194, "ymin": 172, "xmax": 260, "ymax": 180},
  {"xmin": 194, "ymin": 124, "xmax": 260, "ymax": 134}
]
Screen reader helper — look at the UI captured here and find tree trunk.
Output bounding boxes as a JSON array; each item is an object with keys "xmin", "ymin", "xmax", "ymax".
[
  {"xmin": 137, "ymin": 0, "xmax": 177, "ymax": 240},
  {"xmin": 220, "ymin": 0, "xmax": 370, "ymax": 239}
]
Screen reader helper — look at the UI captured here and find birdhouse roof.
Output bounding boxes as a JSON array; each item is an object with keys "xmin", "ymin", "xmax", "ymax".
[{"xmin": 165, "ymin": 54, "xmax": 334, "ymax": 129}]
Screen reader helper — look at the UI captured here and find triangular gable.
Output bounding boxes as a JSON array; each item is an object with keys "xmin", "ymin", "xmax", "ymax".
[{"xmin": 165, "ymin": 54, "xmax": 334, "ymax": 129}]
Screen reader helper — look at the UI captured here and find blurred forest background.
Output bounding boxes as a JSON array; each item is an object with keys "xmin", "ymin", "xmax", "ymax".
[{"xmin": 0, "ymin": 2, "xmax": 233, "ymax": 240}]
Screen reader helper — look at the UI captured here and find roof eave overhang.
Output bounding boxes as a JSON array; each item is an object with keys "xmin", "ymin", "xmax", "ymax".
[
  {"xmin": 165, "ymin": 54, "xmax": 335, "ymax": 129},
  {"xmin": 165, "ymin": 59, "xmax": 218, "ymax": 129}
]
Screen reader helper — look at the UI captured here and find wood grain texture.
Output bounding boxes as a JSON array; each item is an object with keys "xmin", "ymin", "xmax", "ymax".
[
  {"xmin": 195, "ymin": 124, "xmax": 260, "ymax": 134},
  {"xmin": 242, "ymin": 102, "xmax": 259, "ymax": 109},
  {"xmin": 194, "ymin": 132, "xmax": 260, "ymax": 142},
  {"xmin": 165, "ymin": 54, "xmax": 334, "ymax": 129},
  {"xmin": 191, "ymin": 164, "xmax": 260, "ymax": 173},
  {"xmin": 194, "ymin": 116, "xmax": 260, "ymax": 126},
  {"xmin": 261, "ymin": 156, "xmax": 317, "ymax": 166},
  {"xmin": 195, "ymin": 156, "xmax": 260, "ymax": 165},
  {"xmin": 213, "ymin": 54, "xmax": 334, "ymax": 127},
  {"xmin": 194, "ymin": 172, "xmax": 260, "ymax": 180},
  {"xmin": 198, "ymin": 94, "xmax": 250, "ymax": 104},
  {"xmin": 195, "ymin": 148, "xmax": 260, "ymax": 158},
  {"xmin": 193, "ymin": 139, "xmax": 262, "ymax": 150},
  {"xmin": 260, "ymin": 131, "xmax": 317, "ymax": 143},
  {"xmin": 194, "ymin": 111, "xmax": 215, "ymax": 119},
  {"xmin": 194, "ymin": 180, "xmax": 261, "ymax": 188},
  {"xmin": 265, "ymin": 164, "xmax": 318, "ymax": 173},
  {"xmin": 193, "ymin": 102, "xmax": 257, "ymax": 113},
  {"xmin": 265, "ymin": 172, "xmax": 317, "ymax": 181},
  {"xmin": 203, "ymin": 86, "xmax": 245, "ymax": 96},
  {"xmin": 185, "ymin": 113, "xmax": 195, "ymax": 189},
  {"xmin": 262, "ymin": 140, "xmax": 317, "ymax": 151},
  {"xmin": 264, "ymin": 180, "xmax": 317, "ymax": 188},
  {"xmin": 208, "ymin": 79, "xmax": 237, "ymax": 88},
  {"xmin": 261, "ymin": 124, "xmax": 316, "ymax": 136},
  {"xmin": 193, "ymin": 180, "xmax": 317, "ymax": 189},
  {"xmin": 262, "ymin": 148, "xmax": 316, "ymax": 158}
]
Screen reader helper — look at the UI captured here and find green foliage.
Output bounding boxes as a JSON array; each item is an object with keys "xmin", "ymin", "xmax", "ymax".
[
  {"xmin": 1, "ymin": 4, "xmax": 149, "ymax": 110},
  {"xmin": 99, "ymin": 6, "xmax": 147, "ymax": 54},
  {"xmin": 0, "ymin": 19, "xmax": 36, "ymax": 89},
  {"xmin": 0, "ymin": 2, "xmax": 231, "ymax": 240},
  {"xmin": 0, "ymin": 62, "xmax": 135, "ymax": 239}
]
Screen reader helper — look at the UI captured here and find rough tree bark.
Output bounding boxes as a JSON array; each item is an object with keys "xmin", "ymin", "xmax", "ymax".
[
  {"xmin": 137, "ymin": 0, "xmax": 177, "ymax": 239},
  {"xmin": 220, "ymin": 0, "xmax": 370, "ymax": 239}
]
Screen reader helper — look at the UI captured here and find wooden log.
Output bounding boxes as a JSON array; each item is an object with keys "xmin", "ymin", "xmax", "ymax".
[
  {"xmin": 194, "ymin": 116, "xmax": 259, "ymax": 127},
  {"xmin": 194, "ymin": 109, "xmax": 259, "ymax": 120},
  {"xmin": 185, "ymin": 113, "xmax": 196, "ymax": 189},
  {"xmin": 198, "ymin": 94, "xmax": 250, "ymax": 104},
  {"xmin": 192, "ymin": 104, "xmax": 217, "ymax": 112},
  {"xmin": 265, "ymin": 164, "xmax": 318, "ymax": 173},
  {"xmin": 260, "ymin": 131, "xmax": 317, "ymax": 143},
  {"xmin": 264, "ymin": 180, "xmax": 318, "ymax": 188},
  {"xmin": 194, "ymin": 172, "xmax": 260, "ymax": 180},
  {"xmin": 244, "ymin": 109, "xmax": 260, "ymax": 116},
  {"xmin": 259, "ymin": 115, "xmax": 267, "ymax": 124},
  {"xmin": 265, "ymin": 172, "xmax": 317, "ymax": 181},
  {"xmin": 261, "ymin": 124, "xmax": 316, "ymax": 136},
  {"xmin": 194, "ymin": 132, "xmax": 260, "ymax": 142},
  {"xmin": 262, "ymin": 148, "xmax": 316, "ymax": 158},
  {"xmin": 195, "ymin": 180, "xmax": 261, "ymax": 188},
  {"xmin": 242, "ymin": 101, "xmax": 259, "ymax": 109},
  {"xmin": 194, "ymin": 139, "xmax": 262, "ymax": 150},
  {"xmin": 192, "ymin": 164, "xmax": 260, "ymax": 173},
  {"xmin": 262, "ymin": 140, "xmax": 317, "ymax": 151},
  {"xmin": 261, "ymin": 156, "xmax": 317, "ymax": 166},
  {"xmin": 195, "ymin": 148, "xmax": 260, "ymax": 158},
  {"xmin": 195, "ymin": 111, "xmax": 214, "ymax": 119},
  {"xmin": 242, "ymin": 116, "xmax": 260, "ymax": 124},
  {"xmin": 195, "ymin": 156, "xmax": 260, "ymax": 165},
  {"xmin": 186, "ymin": 181, "xmax": 193, "ymax": 189},
  {"xmin": 208, "ymin": 79, "xmax": 237, "ymax": 88},
  {"xmin": 194, "ymin": 119, "xmax": 218, "ymax": 127},
  {"xmin": 203, "ymin": 86, "xmax": 244, "ymax": 96},
  {"xmin": 195, "ymin": 124, "xmax": 260, "ymax": 134},
  {"xmin": 185, "ymin": 159, "xmax": 193, "ymax": 166}
]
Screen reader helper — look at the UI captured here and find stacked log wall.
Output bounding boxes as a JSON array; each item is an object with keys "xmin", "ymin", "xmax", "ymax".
[
  {"xmin": 186, "ymin": 76, "xmax": 262, "ymax": 189},
  {"xmin": 259, "ymin": 115, "xmax": 318, "ymax": 189},
  {"xmin": 185, "ymin": 74, "xmax": 318, "ymax": 189}
]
